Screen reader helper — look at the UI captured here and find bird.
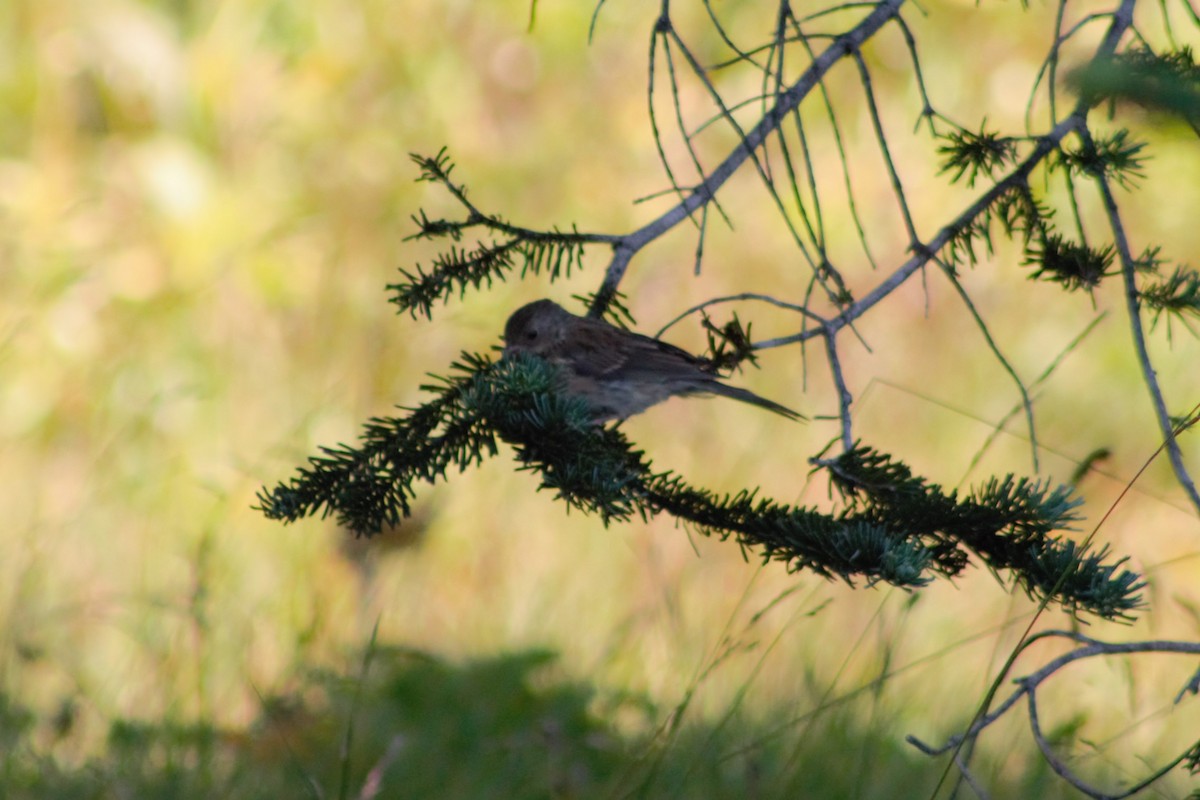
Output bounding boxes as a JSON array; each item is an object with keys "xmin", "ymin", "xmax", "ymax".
[{"xmin": 501, "ymin": 299, "xmax": 804, "ymax": 423}]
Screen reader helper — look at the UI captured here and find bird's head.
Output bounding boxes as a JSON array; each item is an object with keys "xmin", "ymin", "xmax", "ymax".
[{"xmin": 502, "ymin": 299, "xmax": 573, "ymax": 358}]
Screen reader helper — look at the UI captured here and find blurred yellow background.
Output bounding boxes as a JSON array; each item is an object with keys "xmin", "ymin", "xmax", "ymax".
[{"xmin": 2, "ymin": 0, "xmax": 1198, "ymax": 795}]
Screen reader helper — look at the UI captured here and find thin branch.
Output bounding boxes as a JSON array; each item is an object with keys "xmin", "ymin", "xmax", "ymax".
[
  {"xmin": 654, "ymin": 293, "xmax": 830, "ymax": 338},
  {"xmin": 662, "ymin": 26, "xmax": 824, "ymax": 282},
  {"xmin": 825, "ymin": 333, "xmax": 855, "ymax": 448},
  {"xmin": 661, "ymin": 24, "xmax": 733, "ymax": 231},
  {"xmin": 768, "ymin": 8, "xmax": 826, "ymax": 261},
  {"xmin": 961, "ymin": 312, "xmax": 1109, "ymax": 486},
  {"xmin": 1025, "ymin": 687, "xmax": 1196, "ymax": 800},
  {"xmin": 646, "ymin": 14, "xmax": 699, "ymax": 229},
  {"xmin": 701, "ymin": 0, "xmax": 770, "ymax": 72},
  {"xmin": 589, "ymin": 0, "xmax": 907, "ymax": 313},
  {"xmin": 932, "ymin": 255, "xmax": 1041, "ymax": 472},
  {"xmin": 1079, "ymin": 124, "xmax": 1200, "ymax": 514},
  {"xmin": 760, "ymin": 113, "xmax": 1088, "ymax": 351},
  {"xmin": 851, "ymin": 49, "xmax": 920, "ymax": 246},
  {"xmin": 911, "ymin": 630, "xmax": 1200, "ymax": 800},
  {"xmin": 782, "ymin": 6, "xmax": 876, "ymax": 279},
  {"xmin": 893, "ymin": 13, "xmax": 938, "ymax": 135}
]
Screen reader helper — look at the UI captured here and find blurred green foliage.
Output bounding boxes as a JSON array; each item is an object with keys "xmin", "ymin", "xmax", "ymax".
[{"xmin": 0, "ymin": 645, "xmax": 1093, "ymax": 799}]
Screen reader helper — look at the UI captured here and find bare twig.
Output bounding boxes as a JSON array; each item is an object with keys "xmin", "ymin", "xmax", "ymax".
[
  {"xmin": 589, "ymin": 0, "xmax": 907, "ymax": 314},
  {"xmin": 1080, "ymin": 124, "xmax": 1200, "ymax": 514},
  {"xmin": 912, "ymin": 630, "xmax": 1200, "ymax": 800}
]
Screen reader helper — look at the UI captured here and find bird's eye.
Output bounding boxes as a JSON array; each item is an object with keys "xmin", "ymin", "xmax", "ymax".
[{"xmin": 525, "ymin": 329, "xmax": 538, "ymax": 341}]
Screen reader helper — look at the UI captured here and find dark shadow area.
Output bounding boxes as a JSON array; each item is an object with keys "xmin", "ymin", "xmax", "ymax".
[{"xmin": 0, "ymin": 646, "xmax": 1095, "ymax": 799}]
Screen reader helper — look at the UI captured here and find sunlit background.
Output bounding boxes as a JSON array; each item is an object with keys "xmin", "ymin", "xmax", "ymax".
[{"xmin": 3, "ymin": 0, "xmax": 1199, "ymax": 796}]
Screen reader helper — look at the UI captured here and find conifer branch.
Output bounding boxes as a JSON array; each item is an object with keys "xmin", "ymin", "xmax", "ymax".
[
  {"xmin": 390, "ymin": 150, "xmax": 617, "ymax": 319},
  {"xmin": 259, "ymin": 354, "xmax": 1145, "ymax": 619},
  {"xmin": 1142, "ymin": 264, "xmax": 1200, "ymax": 337}
]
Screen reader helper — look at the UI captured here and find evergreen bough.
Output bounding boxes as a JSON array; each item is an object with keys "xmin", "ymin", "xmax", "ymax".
[{"xmin": 257, "ymin": 353, "xmax": 1144, "ymax": 621}]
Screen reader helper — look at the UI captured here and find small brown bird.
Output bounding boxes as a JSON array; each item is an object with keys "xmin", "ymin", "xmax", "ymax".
[{"xmin": 502, "ymin": 299, "xmax": 804, "ymax": 423}]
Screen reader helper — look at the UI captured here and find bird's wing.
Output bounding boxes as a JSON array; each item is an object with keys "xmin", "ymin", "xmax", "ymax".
[
  {"xmin": 606, "ymin": 334, "xmax": 715, "ymax": 383},
  {"xmin": 614, "ymin": 335, "xmax": 713, "ymax": 382},
  {"xmin": 554, "ymin": 320, "xmax": 629, "ymax": 377},
  {"xmin": 556, "ymin": 318, "xmax": 712, "ymax": 380}
]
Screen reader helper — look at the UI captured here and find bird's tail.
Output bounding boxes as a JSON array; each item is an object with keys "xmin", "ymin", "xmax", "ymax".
[{"xmin": 713, "ymin": 383, "xmax": 806, "ymax": 421}]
